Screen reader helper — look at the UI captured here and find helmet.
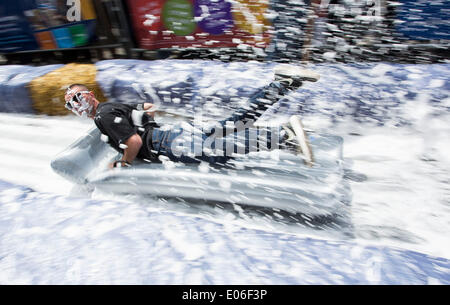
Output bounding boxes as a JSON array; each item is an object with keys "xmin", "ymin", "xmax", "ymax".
[{"xmin": 64, "ymin": 88, "xmax": 93, "ymax": 118}]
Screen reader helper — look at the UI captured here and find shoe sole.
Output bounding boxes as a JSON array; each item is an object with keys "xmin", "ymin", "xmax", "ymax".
[
  {"xmin": 289, "ymin": 115, "xmax": 314, "ymax": 167},
  {"xmin": 274, "ymin": 64, "xmax": 320, "ymax": 82}
]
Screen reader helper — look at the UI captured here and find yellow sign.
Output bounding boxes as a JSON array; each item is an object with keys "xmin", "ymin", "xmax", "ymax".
[{"xmin": 232, "ymin": 0, "xmax": 270, "ymax": 35}]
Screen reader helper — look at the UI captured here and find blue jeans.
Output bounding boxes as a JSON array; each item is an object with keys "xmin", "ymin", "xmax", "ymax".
[{"xmin": 151, "ymin": 81, "xmax": 288, "ymax": 164}]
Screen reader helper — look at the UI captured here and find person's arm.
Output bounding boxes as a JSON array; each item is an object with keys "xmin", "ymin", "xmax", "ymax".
[
  {"xmin": 121, "ymin": 134, "xmax": 143, "ymax": 164},
  {"xmin": 109, "ymin": 134, "xmax": 142, "ymax": 168},
  {"xmin": 96, "ymin": 104, "xmax": 146, "ymax": 169}
]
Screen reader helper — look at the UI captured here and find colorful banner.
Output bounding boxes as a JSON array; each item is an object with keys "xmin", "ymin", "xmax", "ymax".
[
  {"xmin": 0, "ymin": 2, "xmax": 40, "ymax": 53},
  {"xmin": 126, "ymin": 0, "xmax": 272, "ymax": 50},
  {"xmin": 0, "ymin": 0, "xmax": 98, "ymax": 53}
]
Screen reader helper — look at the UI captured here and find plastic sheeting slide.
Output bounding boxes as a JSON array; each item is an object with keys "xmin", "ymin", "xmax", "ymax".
[{"xmin": 0, "ymin": 178, "xmax": 449, "ymax": 284}]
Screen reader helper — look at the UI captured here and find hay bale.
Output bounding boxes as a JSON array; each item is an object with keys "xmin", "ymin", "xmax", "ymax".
[{"xmin": 29, "ymin": 63, "xmax": 107, "ymax": 115}]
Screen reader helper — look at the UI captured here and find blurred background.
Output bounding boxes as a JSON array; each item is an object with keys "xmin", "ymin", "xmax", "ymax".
[{"xmin": 0, "ymin": 0, "xmax": 448, "ymax": 65}]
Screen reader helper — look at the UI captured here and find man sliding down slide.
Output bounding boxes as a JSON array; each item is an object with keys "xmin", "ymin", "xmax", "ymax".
[{"xmin": 63, "ymin": 65, "xmax": 319, "ymax": 168}]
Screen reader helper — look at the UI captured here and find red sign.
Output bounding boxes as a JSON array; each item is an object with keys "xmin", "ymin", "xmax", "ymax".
[{"xmin": 126, "ymin": 0, "xmax": 272, "ymax": 50}]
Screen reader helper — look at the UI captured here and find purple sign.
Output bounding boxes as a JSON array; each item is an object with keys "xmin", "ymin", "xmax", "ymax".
[{"xmin": 194, "ymin": 0, "xmax": 234, "ymax": 35}]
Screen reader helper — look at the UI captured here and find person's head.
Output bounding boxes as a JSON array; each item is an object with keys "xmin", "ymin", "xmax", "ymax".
[{"xmin": 64, "ymin": 84, "xmax": 98, "ymax": 118}]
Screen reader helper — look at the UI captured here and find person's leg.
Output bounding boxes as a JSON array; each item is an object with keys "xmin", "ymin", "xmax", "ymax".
[
  {"xmin": 150, "ymin": 66, "xmax": 319, "ymax": 164},
  {"xmin": 204, "ymin": 64, "xmax": 320, "ymax": 137},
  {"xmin": 151, "ymin": 125, "xmax": 284, "ymax": 164},
  {"xmin": 151, "ymin": 127, "xmax": 202, "ymax": 163},
  {"xmin": 205, "ymin": 81, "xmax": 288, "ymax": 137},
  {"xmin": 202, "ymin": 126, "xmax": 281, "ymax": 156}
]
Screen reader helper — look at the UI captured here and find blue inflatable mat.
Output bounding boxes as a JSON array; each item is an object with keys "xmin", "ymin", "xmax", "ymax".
[
  {"xmin": 268, "ymin": 63, "xmax": 450, "ymax": 125},
  {"xmin": 0, "ymin": 178, "xmax": 448, "ymax": 284},
  {"xmin": 0, "ymin": 60, "xmax": 447, "ymax": 122},
  {"xmin": 96, "ymin": 60, "xmax": 450, "ymax": 125},
  {"xmin": 0, "ymin": 64, "xmax": 63, "ymax": 113},
  {"xmin": 95, "ymin": 59, "xmax": 275, "ymax": 119},
  {"xmin": 0, "ymin": 60, "xmax": 448, "ymax": 123}
]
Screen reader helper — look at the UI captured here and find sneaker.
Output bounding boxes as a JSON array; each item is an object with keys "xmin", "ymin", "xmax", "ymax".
[
  {"xmin": 282, "ymin": 115, "xmax": 314, "ymax": 167},
  {"xmin": 274, "ymin": 64, "xmax": 320, "ymax": 90}
]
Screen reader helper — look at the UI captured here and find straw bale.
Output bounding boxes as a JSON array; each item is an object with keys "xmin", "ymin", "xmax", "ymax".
[{"xmin": 29, "ymin": 63, "xmax": 107, "ymax": 115}]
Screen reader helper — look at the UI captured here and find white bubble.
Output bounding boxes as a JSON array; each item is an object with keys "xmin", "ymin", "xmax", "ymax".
[{"xmin": 100, "ymin": 134, "xmax": 109, "ymax": 142}]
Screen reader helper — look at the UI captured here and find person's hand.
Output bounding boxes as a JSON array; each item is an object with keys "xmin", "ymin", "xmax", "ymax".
[
  {"xmin": 109, "ymin": 160, "xmax": 131, "ymax": 169},
  {"xmin": 143, "ymin": 103, "xmax": 156, "ymax": 117}
]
